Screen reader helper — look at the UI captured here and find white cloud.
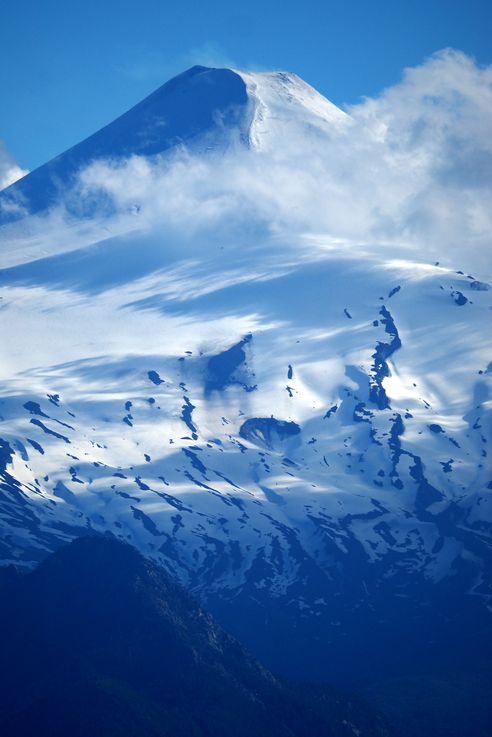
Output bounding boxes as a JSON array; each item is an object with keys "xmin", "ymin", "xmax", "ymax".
[{"xmin": 0, "ymin": 141, "xmax": 28, "ymax": 191}]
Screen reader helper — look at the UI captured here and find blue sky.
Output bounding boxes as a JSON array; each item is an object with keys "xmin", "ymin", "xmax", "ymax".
[{"xmin": 1, "ymin": 0, "xmax": 491, "ymax": 170}]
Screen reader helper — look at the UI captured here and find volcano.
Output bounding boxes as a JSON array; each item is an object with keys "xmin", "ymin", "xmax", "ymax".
[{"xmin": 0, "ymin": 67, "xmax": 491, "ymax": 729}]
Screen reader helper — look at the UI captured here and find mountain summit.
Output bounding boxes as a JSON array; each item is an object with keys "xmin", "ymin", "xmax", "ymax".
[{"xmin": 0, "ymin": 65, "xmax": 346, "ymax": 217}]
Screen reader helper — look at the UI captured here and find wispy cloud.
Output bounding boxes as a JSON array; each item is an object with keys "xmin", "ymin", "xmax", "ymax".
[
  {"xmin": 0, "ymin": 141, "xmax": 28, "ymax": 191},
  {"xmin": 182, "ymin": 42, "xmax": 237, "ymax": 71},
  {"xmin": 115, "ymin": 43, "xmax": 237, "ymax": 87}
]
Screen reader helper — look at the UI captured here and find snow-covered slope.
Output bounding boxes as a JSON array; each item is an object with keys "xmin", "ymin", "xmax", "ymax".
[
  {"xmin": 0, "ymin": 65, "xmax": 491, "ymax": 684},
  {"xmin": 239, "ymin": 69, "xmax": 348, "ymax": 149}
]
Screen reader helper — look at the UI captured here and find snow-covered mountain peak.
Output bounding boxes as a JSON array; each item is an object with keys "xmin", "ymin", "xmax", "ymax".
[
  {"xmin": 0, "ymin": 65, "xmax": 250, "ymax": 217},
  {"xmin": 0, "ymin": 65, "xmax": 348, "ymax": 218}
]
